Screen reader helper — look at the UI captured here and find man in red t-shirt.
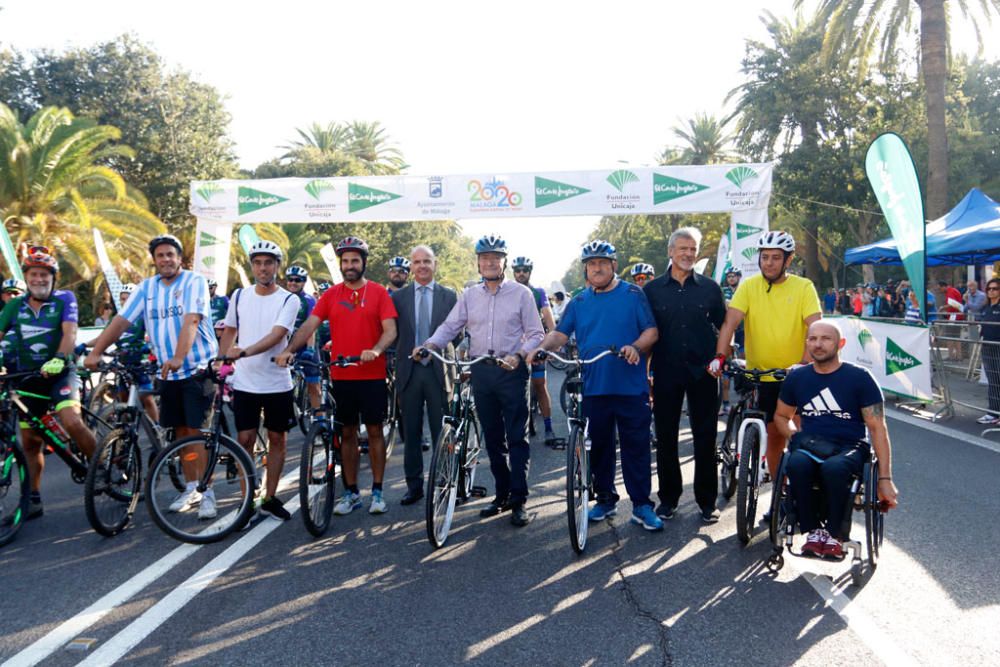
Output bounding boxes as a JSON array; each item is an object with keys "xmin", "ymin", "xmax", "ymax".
[{"xmin": 278, "ymin": 237, "xmax": 398, "ymax": 515}]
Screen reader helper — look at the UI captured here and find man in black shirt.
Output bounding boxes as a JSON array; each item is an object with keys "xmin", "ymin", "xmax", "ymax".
[{"xmin": 643, "ymin": 227, "xmax": 727, "ymax": 523}]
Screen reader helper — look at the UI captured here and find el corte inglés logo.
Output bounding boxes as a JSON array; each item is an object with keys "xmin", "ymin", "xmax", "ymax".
[
  {"xmin": 238, "ymin": 186, "xmax": 289, "ymax": 215},
  {"xmin": 349, "ymin": 182, "xmax": 402, "ymax": 213},
  {"xmin": 196, "ymin": 183, "xmax": 224, "ymax": 203},
  {"xmin": 885, "ymin": 337, "xmax": 921, "ymax": 375},
  {"xmin": 653, "ymin": 173, "xmax": 709, "ymax": 205},
  {"xmin": 725, "ymin": 166, "xmax": 759, "ymax": 188},
  {"xmin": 736, "ymin": 223, "xmax": 763, "ymax": 239},
  {"xmin": 305, "ymin": 179, "xmax": 335, "ymax": 201},
  {"xmin": 534, "ymin": 176, "xmax": 590, "ymax": 208}
]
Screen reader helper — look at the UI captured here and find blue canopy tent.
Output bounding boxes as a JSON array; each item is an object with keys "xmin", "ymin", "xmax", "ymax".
[{"xmin": 845, "ymin": 188, "xmax": 1000, "ymax": 266}]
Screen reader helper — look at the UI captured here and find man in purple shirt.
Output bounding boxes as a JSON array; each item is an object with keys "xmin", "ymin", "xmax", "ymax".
[{"xmin": 417, "ymin": 234, "xmax": 545, "ymax": 527}]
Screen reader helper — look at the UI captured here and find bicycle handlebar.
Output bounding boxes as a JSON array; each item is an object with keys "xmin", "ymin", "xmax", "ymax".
[
  {"xmin": 723, "ymin": 360, "xmax": 787, "ymax": 381},
  {"xmin": 535, "ymin": 346, "xmax": 622, "ymax": 367},
  {"xmin": 416, "ymin": 347, "xmax": 513, "ymax": 369},
  {"xmin": 271, "ymin": 355, "xmax": 362, "ymax": 368}
]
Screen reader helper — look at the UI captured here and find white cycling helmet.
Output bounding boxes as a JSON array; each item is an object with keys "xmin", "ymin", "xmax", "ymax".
[
  {"xmin": 757, "ymin": 231, "xmax": 796, "ymax": 253},
  {"xmin": 630, "ymin": 263, "xmax": 654, "ymax": 278},
  {"xmin": 285, "ymin": 265, "xmax": 308, "ymax": 278},
  {"xmin": 248, "ymin": 240, "xmax": 283, "ymax": 262},
  {"xmin": 120, "ymin": 283, "xmax": 137, "ymax": 295}
]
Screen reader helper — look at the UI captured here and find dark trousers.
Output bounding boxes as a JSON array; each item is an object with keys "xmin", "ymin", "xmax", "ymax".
[
  {"xmin": 471, "ymin": 362, "xmax": 530, "ymax": 505},
  {"xmin": 983, "ymin": 343, "xmax": 1000, "ymax": 411},
  {"xmin": 401, "ymin": 364, "xmax": 447, "ymax": 493},
  {"xmin": 653, "ymin": 372, "xmax": 720, "ymax": 510},
  {"xmin": 786, "ymin": 447, "xmax": 866, "ymax": 539},
  {"xmin": 583, "ymin": 394, "xmax": 653, "ymax": 508}
]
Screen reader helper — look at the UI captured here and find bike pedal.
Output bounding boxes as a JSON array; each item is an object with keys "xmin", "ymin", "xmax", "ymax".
[{"xmin": 470, "ymin": 485, "xmax": 488, "ymax": 497}]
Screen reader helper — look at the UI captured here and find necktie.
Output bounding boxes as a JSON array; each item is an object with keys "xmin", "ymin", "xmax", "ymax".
[{"xmin": 417, "ymin": 286, "xmax": 431, "ymax": 365}]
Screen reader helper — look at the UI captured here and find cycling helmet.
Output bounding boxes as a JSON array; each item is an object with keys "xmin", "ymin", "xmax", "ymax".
[
  {"xmin": 207, "ymin": 279, "xmax": 218, "ymax": 288},
  {"xmin": 630, "ymin": 263, "xmax": 654, "ymax": 278},
  {"xmin": 248, "ymin": 240, "xmax": 283, "ymax": 262},
  {"xmin": 580, "ymin": 240, "xmax": 616, "ymax": 263},
  {"xmin": 21, "ymin": 247, "xmax": 58, "ymax": 275},
  {"xmin": 2, "ymin": 278, "xmax": 26, "ymax": 292},
  {"xmin": 148, "ymin": 234, "xmax": 183, "ymax": 256},
  {"xmin": 120, "ymin": 283, "xmax": 137, "ymax": 295},
  {"xmin": 388, "ymin": 256, "xmax": 411, "ymax": 272},
  {"xmin": 757, "ymin": 230, "xmax": 796, "ymax": 253},
  {"xmin": 474, "ymin": 234, "xmax": 508, "ymax": 255},
  {"xmin": 511, "ymin": 256, "xmax": 533, "ymax": 271},
  {"xmin": 317, "ymin": 281, "xmax": 331, "ymax": 292},
  {"xmin": 335, "ymin": 236, "xmax": 369, "ymax": 258},
  {"xmin": 286, "ymin": 266, "xmax": 308, "ymax": 279},
  {"xmin": 725, "ymin": 267, "xmax": 743, "ymax": 277}
]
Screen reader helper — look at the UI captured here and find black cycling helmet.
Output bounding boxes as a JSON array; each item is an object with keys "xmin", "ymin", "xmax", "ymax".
[{"xmin": 148, "ymin": 234, "xmax": 183, "ymax": 257}]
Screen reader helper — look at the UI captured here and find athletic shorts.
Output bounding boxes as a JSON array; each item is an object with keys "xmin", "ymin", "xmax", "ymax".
[
  {"xmin": 530, "ymin": 361, "xmax": 546, "ymax": 380},
  {"xmin": 19, "ymin": 372, "xmax": 80, "ymax": 426},
  {"xmin": 296, "ymin": 347, "xmax": 320, "ymax": 383},
  {"xmin": 757, "ymin": 381, "xmax": 783, "ymax": 424},
  {"xmin": 232, "ymin": 389, "xmax": 296, "ymax": 433},
  {"xmin": 159, "ymin": 372, "xmax": 214, "ymax": 430},
  {"xmin": 332, "ymin": 379, "xmax": 387, "ymax": 428}
]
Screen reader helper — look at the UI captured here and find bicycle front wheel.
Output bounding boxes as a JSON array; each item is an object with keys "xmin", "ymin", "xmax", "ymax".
[
  {"xmin": 85, "ymin": 428, "xmax": 142, "ymax": 536},
  {"xmin": 145, "ymin": 435, "xmax": 256, "ymax": 544},
  {"xmin": 566, "ymin": 425, "xmax": 589, "ymax": 554},
  {"xmin": 735, "ymin": 422, "xmax": 762, "ymax": 544},
  {"xmin": 719, "ymin": 410, "xmax": 740, "ymax": 500},
  {"xmin": 0, "ymin": 444, "xmax": 30, "ymax": 548},
  {"xmin": 458, "ymin": 416, "xmax": 482, "ymax": 500},
  {"xmin": 426, "ymin": 423, "xmax": 460, "ymax": 548},
  {"xmin": 300, "ymin": 422, "xmax": 336, "ymax": 537},
  {"xmin": 383, "ymin": 381, "xmax": 398, "ymax": 460}
]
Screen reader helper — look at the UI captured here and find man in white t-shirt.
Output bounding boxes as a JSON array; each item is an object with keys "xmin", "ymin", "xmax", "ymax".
[{"xmin": 219, "ymin": 241, "xmax": 300, "ymax": 521}]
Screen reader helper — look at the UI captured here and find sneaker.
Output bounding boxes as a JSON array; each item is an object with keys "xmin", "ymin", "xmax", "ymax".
[
  {"xmin": 719, "ymin": 402, "xmax": 730, "ymax": 416},
  {"xmin": 169, "ymin": 485, "xmax": 202, "ymax": 512},
  {"xmin": 587, "ymin": 503, "xmax": 617, "ymax": 522},
  {"xmin": 369, "ymin": 490, "xmax": 388, "ymax": 514},
  {"xmin": 977, "ymin": 413, "xmax": 999, "ymax": 425},
  {"xmin": 630, "ymin": 505, "xmax": 664, "ymax": 531},
  {"xmin": 198, "ymin": 489, "xmax": 217, "ymax": 519},
  {"xmin": 700, "ymin": 506, "xmax": 721, "ymax": 524},
  {"xmin": 259, "ymin": 496, "xmax": 291, "ymax": 521},
  {"xmin": 801, "ymin": 529, "xmax": 828, "ymax": 557},
  {"xmin": 822, "ymin": 533, "xmax": 845, "ymax": 559},
  {"xmin": 333, "ymin": 492, "xmax": 362, "ymax": 515},
  {"xmin": 26, "ymin": 499, "xmax": 43, "ymax": 521},
  {"xmin": 654, "ymin": 503, "xmax": 677, "ymax": 520},
  {"xmin": 544, "ymin": 429, "xmax": 557, "ymax": 445}
]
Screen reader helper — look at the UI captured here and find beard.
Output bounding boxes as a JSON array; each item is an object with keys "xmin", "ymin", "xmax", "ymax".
[
  {"xmin": 389, "ymin": 276, "xmax": 407, "ymax": 288},
  {"xmin": 343, "ymin": 267, "xmax": 364, "ymax": 282}
]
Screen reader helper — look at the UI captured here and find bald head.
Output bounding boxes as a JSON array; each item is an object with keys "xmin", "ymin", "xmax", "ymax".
[
  {"xmin": 410, "ymin": 244, "xmax": 436, "ymax": 285},
  {"xmin": 806, "ymin": 319, "xmax": 844, "ymax": 365},
  {"xmin": 808, "ymin": 320, "xmax": 843, "ymax": 340}
]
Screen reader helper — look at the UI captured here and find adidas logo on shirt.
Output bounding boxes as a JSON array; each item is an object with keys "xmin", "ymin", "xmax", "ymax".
[{"xmin": 802, "ymin": 388, "xmax": 851, "ymax": 420}]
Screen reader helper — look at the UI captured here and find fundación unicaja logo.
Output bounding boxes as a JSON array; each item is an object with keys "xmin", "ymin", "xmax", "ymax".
[
  {"xmin": 199, "ymin": 231, "xmax": 220, "ymax": 247},
  {"xmin": 196, "ymin": 182, "xmax": 224, "ymax": 203},
  {"xmin": 653, "ymin": 173, "xmax": 709, "ymax": 205},
  {"xmin": 606, "ymin": 169, "xmax": 639, "ymax": 193},
  {"xmin": 858, "ymin": 328, "xmax": 875, "ymax": 348},
  {"xmin": 238, "ymin": 186, "xmax": 289, "ymax": 216},
  {"xmin": 305, "ymin": 179, "xmax": 335, "ymax": 201},
  {"xmin": 725, "ymin": 166, "xmax": 759, "ymax": 189},
  {"xmin": 885, "ymin": 337, "xmax": 921, "ymax": 375},
  {"xmin": 535, "ymin": 176, "xmax": 590, "ymax": 208},
  {"xmin": 348, "ymin": 182, "xmax": 401, "ymax": 213},
  {"xmin": 741, "ymin": 247, "xmax": 758, "ymax": 261}
]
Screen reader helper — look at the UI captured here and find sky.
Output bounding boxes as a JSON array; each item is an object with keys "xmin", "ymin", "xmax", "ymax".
[{"xmin": 1, "ymin": 1, "xmax": 996, "ymax": 288}]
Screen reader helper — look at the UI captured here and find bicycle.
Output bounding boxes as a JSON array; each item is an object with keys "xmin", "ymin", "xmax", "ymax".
[
  {"xmin": 0, "ymin": 369, "xmax": 111, "ymax": 546},
  {"xmin": 718, "ymin": 360, "xmax": 787, "ymax": 544},
  {"xmin": 144, "ymin": 360, "xmax": 257, "ymax": 544},
  {"xmin": 536, "ymin": 346, "xmax": 621, "ymax": 554},
  {"xmin": 295, "ymin": 355, "xmax": 361, "ymax": 537},
  {"xmin": 416, "ymin": 347, "xmax": 490, "ymax": 549},
  {"xmin": 84, "ymin": 355, "xmax": 163, "ymax": 536}
]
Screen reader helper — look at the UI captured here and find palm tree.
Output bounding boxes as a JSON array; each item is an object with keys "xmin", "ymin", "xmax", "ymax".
[
  {"xmin": 282, "ymin": 122, "xmax": 349, "ymax": 157},
  {"xmin": 0, "ymin": 103, "xmax": 164, "ymax": 287},
  {"xmin": 797, "ymin": 0, "xmax": 1000, "ymax": 217},
  {"xmin": 345, "ymin": 120, "xmax": 406, "ymax": 175},
  {"xmin": 281, "ymin": 224, "xmax": 329, "ymax": 279},
  {"xmin": 669, "ymin": 113, "xmax": 736, "ymax": 165}
]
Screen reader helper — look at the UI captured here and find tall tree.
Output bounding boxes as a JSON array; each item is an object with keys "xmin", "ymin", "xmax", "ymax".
[
  {"xmin": 798, "ymin": 0, "xmax": 1000, "ymax": 218},
  {"xmin": 345, "ymin": 120, "xmax": 407, "ymax": 175},
  {"xmin": 0, "ymin": 103, "xmax": 164, "ymax": 286},
  {"xmin": 668, "ymin": 113, "xmax": 736, "ymax": 165},
  {"xmin": 282, "ymin": 122, "xmax": 349, "ymax": 156}
]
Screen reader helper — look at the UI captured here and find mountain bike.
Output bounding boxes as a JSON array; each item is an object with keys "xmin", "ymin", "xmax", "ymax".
[
  {"xmin": 537, "ymin": 346, "xmax": 621, "ymax": 554},
  {"xmin": 144, "ymin": 360, "xmax": 257, "ymax": 543},
  {"xmin": 416, "ymin": 347, "xmax": 491, "ymax": 548},
  {"xmin": 719, "ymin": 360, "xmax": 786, "ymax": 544}
]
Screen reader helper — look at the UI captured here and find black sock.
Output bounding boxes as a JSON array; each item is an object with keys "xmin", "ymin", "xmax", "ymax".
[
  {"xmin": 30, "ymin": 491, "xmax": 41, "ymax": 503},
  {"xmin": 372, "ymin": 482, "xmax": 383, "ymax": 492},
  {"xmin": 348, "ymin": 484, "xmax": 359, "ymax": 495}
]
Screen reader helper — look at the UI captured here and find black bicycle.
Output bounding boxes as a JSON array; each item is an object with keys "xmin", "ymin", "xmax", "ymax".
[
  {"xmin": 719, "ymin": 360, "xmax": 786, "ymax": 544},
  {"xmin": 144, "ymin": 360, "xmax": 257, "ymax": 543},
  {"xmin": 297, "ymin": 355, "xmax": 361, "ymax": 537}
]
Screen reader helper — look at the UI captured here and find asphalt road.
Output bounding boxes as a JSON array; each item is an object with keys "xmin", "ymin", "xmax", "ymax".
[{"xmin": 1, "ymin": 372, "xmax": 997, "ymax": 666}]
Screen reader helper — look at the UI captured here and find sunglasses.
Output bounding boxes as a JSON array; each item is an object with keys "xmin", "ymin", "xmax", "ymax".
[
  {"xmin": 286, "ymin": 277, "xmax": 306, "ymax": 283},
  {"xmin": 988, "ymin": 286, "xmax": 1000, "ymax": 291},
  {"xmin": 28, "ymin": 245, "xmax": 51, "ymax": 255},
  {"xmin": 513, "ymin": 268, "xmax": 530, "ymax": 273}
]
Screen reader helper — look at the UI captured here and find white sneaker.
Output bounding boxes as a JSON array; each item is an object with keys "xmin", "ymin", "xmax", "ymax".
[
  {"xmin": 977, "ymin": 413, "xmax": 998, "ymax": 424},
  {"xmin": 368, "ymin": 490, "xmax": 388, "ymax": 514},
  {"xmin": 333, "ymin": 492, "xmax": 362, "ymax": 515},
  {"xmin": 198, "ymin": 489, "xmax": 217, "ymax": 519},
  {"xmin": 169, "ymin": 485, "xmax": 201, "ymax": 512}
]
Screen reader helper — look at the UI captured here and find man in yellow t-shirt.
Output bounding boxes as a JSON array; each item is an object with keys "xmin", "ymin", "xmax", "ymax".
[{"xmin": 709, "ymin": 231, "xmax": 821, "ymax": 480}]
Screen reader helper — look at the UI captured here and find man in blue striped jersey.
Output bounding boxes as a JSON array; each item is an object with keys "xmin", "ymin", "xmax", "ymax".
[{"xmin": 86, "ymin": 234, "xmax": 220, "ymax": 518}]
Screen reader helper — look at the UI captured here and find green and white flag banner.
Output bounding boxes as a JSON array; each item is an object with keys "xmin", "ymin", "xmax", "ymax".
[
  {"xmin": 93, "ymin": 229, "xmax": 125, "ymax": 310},
  {"xmin": 319, "ymin": 243, "xmax": 343, "ymax": 285},
  {"xmin": 195, "ymin": 219, "xmax": 233, "ymax": 289},
  {"xmin": 0, "ymin": 221, "xmax": 22, "ymax": 282},
  {"xmin": 713, "ymin": 225, "xmax": 732, "ymax": 283},
  {"xmin": 831, "ymin": 316, "xmax": 932, "ymax": 401}
]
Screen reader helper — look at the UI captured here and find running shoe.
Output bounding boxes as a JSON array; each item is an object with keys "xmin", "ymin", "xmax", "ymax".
[
  {"xmin": 587, "ymin": 503, "xmax": 617, "ymax": 522},
  {"xmin": 334, "ymin": 491, "xmax": 362, "ymax": 515},
  {"xmin": 822, "ymin": 533, "xmax": 845, "ymax": 559},
  {"xmin": 198, "ymin": 489, "xmax": 217, "ymax": 519},
  {"xmin": 977, "ymin": 413, "xmax": 999, "ymax": 425},
  {"xmin": 630, "ymin": 505, "xmax": 664, "ymax": 531},
  {"xmin": 260, "ymin": 496, "xmax": 292, "ymax": 521},
  {"xmin": 169, "ymin": 485, "xmax": 202, "ymax": 512},
  {"xmin": 368, "ymin": 490, "xmax": 388, "ymax": 514},
  {"xmin": 801, "ymin": 528, "xmax": 828, "ymax": 557}
]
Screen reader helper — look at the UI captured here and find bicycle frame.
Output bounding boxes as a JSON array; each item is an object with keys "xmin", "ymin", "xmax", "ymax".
[{"xmin": 6, "ymin": 383, "xmax": 89, "ymax": 481}]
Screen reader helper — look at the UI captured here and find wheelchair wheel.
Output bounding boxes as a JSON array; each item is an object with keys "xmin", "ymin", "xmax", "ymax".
[
  {"xmin": 864, "ymin": 463, "xmax": 884, "ymax": 569},
  {"xmin": 735, "ymin": 422, "xmax": 762, "ymax": 544},
  {"xmin": 768, "ymin": 453, "xmax": 790, "ymax": 547}
]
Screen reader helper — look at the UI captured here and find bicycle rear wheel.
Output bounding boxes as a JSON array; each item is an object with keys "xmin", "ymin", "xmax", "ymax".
[
  {"xmin": 566, "ymin": 425, "xmax": 589, "ymax": 554},
  {"xmin": 0, "ymin": 444, "xmax": 30, "ymax": 547},
  {"xmin": 293, "ymin": 372, "xmax": 310, "ymax": 436},
  {"xmin": 300, "ymin": 422, "xmax": 336, "ymax": 537},
  {"xmin": 719, "ymin": 409, "xmax": 740, "ymax": 500},
  {"xmin": 145, "ymin": 435, "xmax": 256, "ymax": 544},
  {"xmin": 85, "ymin": 428, "xmax": 142, "ymax": 536},
  {"xmin": 736, "ymin": 423, "xmax": 762, "ymax": 544},
  {"xmin": 383, "ymin": 379, "xmax": 398, "ymax": 459},
  {"xmin": 426, "ymin": 423, "xmax": 459, "ymax": 548},
  {"xmin": 458, "ymin": 417, "xmax": 482, "ymax": 499}
]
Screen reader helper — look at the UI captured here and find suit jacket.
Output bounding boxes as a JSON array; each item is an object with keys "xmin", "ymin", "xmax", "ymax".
[{"xmin": 392, "ymin": 281, "xmax": 458, "ymax": 393}]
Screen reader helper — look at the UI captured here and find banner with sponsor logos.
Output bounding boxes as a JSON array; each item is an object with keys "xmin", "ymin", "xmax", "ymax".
[
  {"xmin": 194, "ymin": 219, "xmax": 233, "ymax": 290},
  {"xmin": 191, "ymin": 163, "xmax": 772, "ymax": 289},
  {"xmin": 93, "ymin": 229, "xmax": 125, "ymax": 311},
  {"xmin": 831, "ymin": 316, "xmax": 932, "ymax": 401}
]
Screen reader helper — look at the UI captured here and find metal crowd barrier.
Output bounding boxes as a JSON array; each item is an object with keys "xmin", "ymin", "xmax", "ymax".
[{"xmin": 928, "ymin": 319, "xmax": 1000, "ymax": 434}]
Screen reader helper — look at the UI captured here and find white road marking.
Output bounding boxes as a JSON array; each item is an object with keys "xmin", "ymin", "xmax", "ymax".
[{"xmin": 886, "ymin": 409, "xmax": 1000, "ymax": 455}]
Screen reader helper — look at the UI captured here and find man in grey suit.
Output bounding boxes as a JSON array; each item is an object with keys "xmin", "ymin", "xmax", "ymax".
[{"xmin": 391, "ymin": 245, "xmax": 458, "ymax": 504}]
